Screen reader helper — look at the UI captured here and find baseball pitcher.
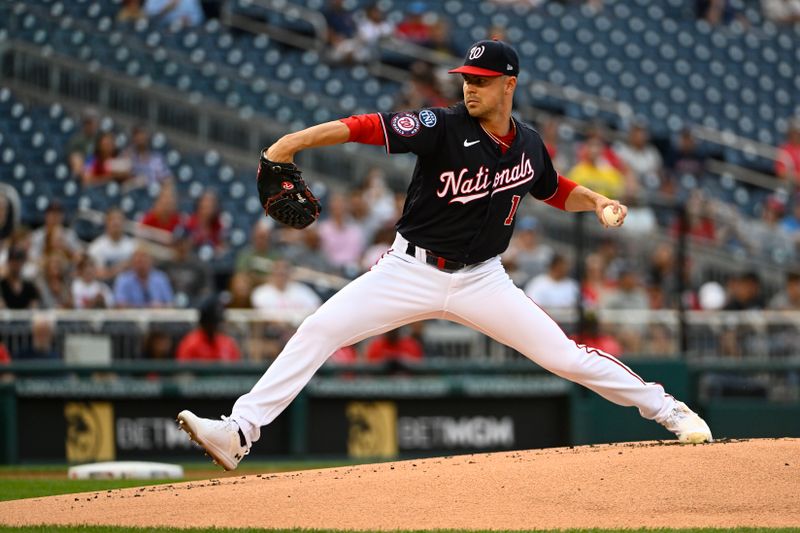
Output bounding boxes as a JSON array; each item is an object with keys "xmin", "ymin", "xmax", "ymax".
[{"xmin": 178, "ymin": 40, "xmax": 712, "ymax": 470}]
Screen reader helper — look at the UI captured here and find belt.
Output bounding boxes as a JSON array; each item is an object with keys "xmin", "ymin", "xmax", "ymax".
[{"xmin": 405, "ymin": 244, "xmax": 468, "ymax": 273}]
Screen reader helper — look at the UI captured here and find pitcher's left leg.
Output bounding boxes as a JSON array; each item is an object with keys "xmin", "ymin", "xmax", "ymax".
[{"xmin": 447, "ymin": 262, "xmax": 711, "ymax": 442}]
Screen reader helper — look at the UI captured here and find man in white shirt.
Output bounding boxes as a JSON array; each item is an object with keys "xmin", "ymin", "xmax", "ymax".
[
  {"xmin": 251, "ymin": 259, "xmax": 322, "ymax": 315},
  {"xmin": 615, "ymin": 122, "xmax": 663, "ymax": 190},
  {"xmin": 88, "ymin": 207, "xmax": 136, "ymax": 281},
  {"xmin": 524, "ymin": 253, "xmax": 580, "ymax": 310}
]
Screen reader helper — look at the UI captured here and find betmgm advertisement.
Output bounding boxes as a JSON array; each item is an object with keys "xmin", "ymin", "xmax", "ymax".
[
  {"xmin": 16, "ymin": 398, "xmax": 290, "ymax": 462},
  {"xmin": 321, "ymin": 398, "xmax": 568, "ymax": 458}
]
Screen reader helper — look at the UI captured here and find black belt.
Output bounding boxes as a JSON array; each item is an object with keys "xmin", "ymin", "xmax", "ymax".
[{"xmin": 406, "ymin": 244, "xmax": 468, "ymax": 273}]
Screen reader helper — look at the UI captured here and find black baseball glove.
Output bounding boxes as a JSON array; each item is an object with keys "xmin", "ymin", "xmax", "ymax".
[{"xmin": 256, "ymin": 151, "xmax": 321, "ymax": 229}]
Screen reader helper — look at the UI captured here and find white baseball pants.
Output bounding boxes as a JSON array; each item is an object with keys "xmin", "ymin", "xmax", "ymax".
[{"xmin": 231, "ymin": 233, "xmax": 677, "ymax": 443}]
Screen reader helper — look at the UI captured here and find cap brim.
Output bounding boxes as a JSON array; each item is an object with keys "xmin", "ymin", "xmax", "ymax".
[{"xmin": 448, "ymin": 66, "xmax": 504, "ymax": 77}]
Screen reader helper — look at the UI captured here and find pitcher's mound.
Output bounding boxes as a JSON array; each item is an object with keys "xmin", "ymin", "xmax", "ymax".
[{"xmin": 1, "ymin": 438, "xmax": 798, "ymax": 530}]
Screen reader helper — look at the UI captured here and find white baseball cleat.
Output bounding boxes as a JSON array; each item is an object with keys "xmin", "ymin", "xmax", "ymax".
[
  {"xmin": 177, "ymin": 410, "xmax": 250, "ymax": 471},
  {"xmin": 659, "ymin": 401, "xmax": 713, "ymax": 443}
]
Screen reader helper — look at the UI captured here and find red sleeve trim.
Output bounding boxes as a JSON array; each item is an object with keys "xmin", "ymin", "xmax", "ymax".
[
  {"xmin": 339, "ymin": 114, "xmax": 385, "ymax": 146},
  {"xmin": 543, "ymin": 175, "xmax": 579, "ymax": 210}
]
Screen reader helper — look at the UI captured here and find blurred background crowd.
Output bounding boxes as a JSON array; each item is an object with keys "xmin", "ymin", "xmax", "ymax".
[{"xmin": 1, "ymin": 0, "xmax": 799, "ymax": 373}]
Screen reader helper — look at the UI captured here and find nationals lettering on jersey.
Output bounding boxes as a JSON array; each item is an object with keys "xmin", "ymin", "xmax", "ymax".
[{"xmin": 378, "ymin": 103, "xmax": 558, "ymax": 264}]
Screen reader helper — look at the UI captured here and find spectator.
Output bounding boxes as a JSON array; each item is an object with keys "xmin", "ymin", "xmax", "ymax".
[
  {"xmin": 365, "ymin": 326, "xmax": 423, "ymax": 363},
  {"xmin": 251, "ymin": 259, "xmax": 321, "ymax": 314},
  {"xmin": 16, "ymin": 313, "xmax": 59, "ymax": 360},
  {"xmin": 0, "ymin": 341, "xmax": 9, "ymax": 364},
  {"xmin": 361, "ymin": 167, "xmax": 397, "ymax": 226},
  {"xmin": 602, "ymin": 267, "xmax": 649, "ymax": 310},
  {"xmin": 142, "ymin": 329, "xmax": 174, "ymax": 360},
  {"xmin": 776, "ymin": 119, "xmax": 800, "ymax": 184},
  {"xmin": 143, "ymin": 0, "xmax": 205, "ymax": 27},
  {"xmin": 318, "ymin": 192, "xmax": 366, "ymax": 275},
  {"xmin": 0, "ymin": 248, "xmax": 40, "ymax": 309},
  {"xmin": 780, "ymin": 194, "xmax": 800, "ymax": 233},
  {"xmin": 648, "ymin": 243, "xmax": 677, "ymax": 303},
  {"xmin": 696, "ymin": 0, "xmax": 739, "ymax": 25},
  {"xmin": 66, "ymin": 108, "xmax": 99, "ymax": 177},
  {"xmin": 740, "ymin": 196, "xmax": 795, "ymax": 262},
  {"xmin": 88, "ymin": 207, "xmax": 136, "ymax": 281},
  {"xmin": 427, "ymin": 19, "xmax": 457, "ymax": 56},
  {"xmin": 502, "ymin": 216, "xmax": 554, "ymax": 285},
  {"xmin": 354, "ymin": 3, "xmax": 393, "ymax": 56},
  {"xmin": 576, "ymin": 124, "xmax": 628, "ymax": 173},
  {"xmin": 394, "ymin": 61, "xmax": 451, "ymax": 110},
  {"xmin": 360, "ymin": 225, "xmax": 396, "ymax": 271},
  {"xmin": 572, "ymin": 311, "xmax": 622, "ymax": 356},
  {"xmin": 719, "ymin": 272, "xmax": 765, "ymax": 358},
  {"xmin": 226, "ymin": 272, "xmax": 254, "ymax": 309},
  {"xmin": 769, "ymin": 272, "xmax": 800, "ymax": 310},
  {"xmin": 0, "ymin": 227, "xmax": 35, "ymax": 281},
  {"xmin": 524, "ymin": 253, "xmax": 579, "ymax": 310},
  {"xmin": 601, "ymin": 266, "xmax": 649, "ymax": 353},
  {"xmin": 0, "ymin": 185, "xmax": 20, "ymax": 242},
  {"xmin": 568, "ymin": 136, "xmax": 627, "ymax": 200},
  {"xmin": 724, "ymin": 272, "xmax": 765, "ymax": 310},
  {"xmin": 123, "ymin": 125, "xmax": 173, "ymax": 187},
  {"xmin": 82, "ymin": 132, "xmax": 133, "ymax": 187},
  {"xmin": 762, "ymin": 0, "xmax": 800, "ymax": 24},
  {"xmin": 36, "ymin": 254, "xmax": 74, "ymax": 309},
  {"xmin": 323, "ymin": 0, "xmax": 358, "ymax": 63},
  {"xmin": 72, "ymin": 255, "xmax": 114, "ymax": 309},
  {"xmin": 349, "ymin": 188, "xmax": 383, "ymax": 247},
  {"xmin": 29, "ymin": 201, "xmax": 83, "ymax": 269},
  {"xmin": 113, "ymin": 246, "xmax": 174, "ymax": 308},
  {"xmin": 396, "ymin": 2, "xmax": 434, "ymax": 47},
  {"xmin": 118, "ymin": 0, "xmax": 145, "ymax": 22},
  {"xmin": 615, "ymin": 122, "xmax": 663, "ymax": 191},
  {"xmin": 581, "ymin": 252, "xmax": 610, "ymax": 309},
  {"xmin": 669, "ymin": 190, "xmax": 717, "ymax": 244},
  {"xmin": 162, "ymin": 226, "xmax": 213, "ymax": 308},
  {"xmin": 184, "ymin": 190, "xmax": 225, "ymax": 255},
  {"xmin": 667, "ymin": 128, "xmax": 707, "ymax": 179},
  {"xmin": 540, "ymin": 117, "xmax": 572, "ymax": 172},
  {"xmin": 279, "ymin": 226, "xmax": 335, "ymax": 273},
  {"xmin": 140, "ymin": 182, "xmax": 183, "ymax": 234},
  {"xmin": 176, "ymin": 296, "xmax": 241, "ymax": 362},
  {"xmin": 235, "ymin": 219, "xmax": 276, "ymax": 276},
  {"xmin": 645, "ymin": 323, "xmax": 676, "ymax": 357}
]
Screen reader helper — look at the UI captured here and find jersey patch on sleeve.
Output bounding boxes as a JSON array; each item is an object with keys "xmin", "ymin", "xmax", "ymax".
[
  {"xmin": 391, "ymin": 113, "xmax": 421, "ymax": 137},
  {"xmin": 418, "ymin": 109, "xmax": 437, "ymax": 128}
]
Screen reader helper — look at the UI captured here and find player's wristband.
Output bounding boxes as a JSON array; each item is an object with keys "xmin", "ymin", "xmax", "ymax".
[{"xmin": 543, "ymin": 175, "xmax": 578, "ymax": 210}]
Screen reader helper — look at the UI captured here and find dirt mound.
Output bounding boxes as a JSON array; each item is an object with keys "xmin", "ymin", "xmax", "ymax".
[{"xmin": 1, "ymin": 438, "xmax": 798, "ymax": 530}]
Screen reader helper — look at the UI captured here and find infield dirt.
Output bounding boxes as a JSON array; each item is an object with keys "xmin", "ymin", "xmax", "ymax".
[{"xmin": 1, "ymin": 438, "xmax": 798, "ymax": 530}]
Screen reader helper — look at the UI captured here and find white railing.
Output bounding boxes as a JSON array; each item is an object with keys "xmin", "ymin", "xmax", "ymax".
[{"xmin": 3, "ymin": 309, "xmax": 800, "ymax": 361}]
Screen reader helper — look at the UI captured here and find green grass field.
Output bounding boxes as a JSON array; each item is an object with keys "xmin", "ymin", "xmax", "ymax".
[{"xmin": 0, "ymin": 461, "xmax": 358, "ymax": 502}]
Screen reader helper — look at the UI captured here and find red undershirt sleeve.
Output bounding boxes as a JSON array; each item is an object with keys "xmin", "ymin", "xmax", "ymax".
[
  {"xmin": 339, "ymin": 114, "xmax": 385, "ymax": 146},
  {"xmin": 543, "ymin": 175, "xmax": 579, "ymax": 210}
]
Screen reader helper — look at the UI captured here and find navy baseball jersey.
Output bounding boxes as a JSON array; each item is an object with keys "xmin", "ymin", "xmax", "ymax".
[{"xmin": 378, "ymin": 103, "xmax": 558, "ymax": 264}]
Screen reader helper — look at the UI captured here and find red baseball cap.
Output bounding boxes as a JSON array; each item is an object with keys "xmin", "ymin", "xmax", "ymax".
[{"xmin": 448, "ymin": 40, "xmax": 520, "ymax": 77}]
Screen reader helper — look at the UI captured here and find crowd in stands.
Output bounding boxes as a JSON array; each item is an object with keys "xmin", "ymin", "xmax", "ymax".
[
  {"xmin": 2, "ymin": 92, "xmax": 800, "ymax": 362},
  {"xmin": 2, "ymin": 0, "xmax": 800, "ymax": 365}
]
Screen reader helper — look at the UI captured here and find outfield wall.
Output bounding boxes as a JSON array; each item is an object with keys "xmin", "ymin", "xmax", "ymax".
[{"xmin": 1, "ymin": 360, "xmax": 799, "ymax": 464}]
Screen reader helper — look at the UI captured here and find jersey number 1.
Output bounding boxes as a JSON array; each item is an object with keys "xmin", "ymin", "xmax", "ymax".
[{"xmin": 504, "ymin": 195, "xmax": 521, "ymax": 226}]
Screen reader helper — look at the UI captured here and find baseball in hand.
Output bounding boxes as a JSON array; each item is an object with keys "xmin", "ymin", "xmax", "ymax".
[{"xmin": 601, "ymin": 205, "xmax": 623, "ymax": 227}]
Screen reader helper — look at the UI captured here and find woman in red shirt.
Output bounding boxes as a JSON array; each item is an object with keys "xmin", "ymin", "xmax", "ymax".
[
  {"xmin": 184, "ymin": 190, "xmax": 225, "ymax": 253},
  {"xmin": 140, "ymin": 182, "xmax": 183, "ymax": 234}
]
